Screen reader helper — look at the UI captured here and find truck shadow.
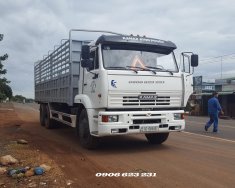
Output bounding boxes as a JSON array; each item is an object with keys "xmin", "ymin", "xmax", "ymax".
[
  {"xmin": 18, "ymin": 121, "xmax": 171, "ymax": 154},
  {"xmin": 97, "ymin": 136, "xmax": 170, "ymax": 153},
  {"xmin": 51, "ymin": 123, "xmax": 171, "ymax": 154}
]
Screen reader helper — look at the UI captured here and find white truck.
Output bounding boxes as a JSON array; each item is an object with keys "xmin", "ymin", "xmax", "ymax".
[{"xmin": 34, "ymin": 29, "xmax": 198, "ymax": 149}]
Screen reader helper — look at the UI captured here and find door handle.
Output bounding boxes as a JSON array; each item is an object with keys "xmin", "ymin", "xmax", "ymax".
[{"xmin": 84, "ymin": 83, "xmax": 87, "ymax": 86}]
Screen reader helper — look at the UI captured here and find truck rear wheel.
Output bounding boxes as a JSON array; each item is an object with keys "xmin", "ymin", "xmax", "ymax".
[
  {"xmin": 45, "ymin": 105, "xmax": 56, "ymax": 129},
  {"xmin": 39, "ymin": 104, "xmax": 45, "ymax": 126},
  {"xmin": 145, "ymin": 133, "xmax": 169, "ymax": 144},
  {"xmin": 79, "ymin": 109, "xmax": 99, "ymax": 149}
]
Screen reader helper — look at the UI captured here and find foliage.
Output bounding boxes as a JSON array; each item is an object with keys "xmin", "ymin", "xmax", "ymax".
[
  {"xmin": 12, "ymin": 95, "xmax": 26, "ymax": 102},
  {"xmin": 0, "ymin": 33, "xmax": 12, "ymax": 102},
  {"xmin": 0, "ymin": 61, "xmax": 7, "ymax": 75},
  {"xmin": 0, "ymin": 83, "xmax": 12, "ymax": 98},
  {"xmin": 0, "ymin": 92, "xmax": 6, "ymax": 101},
  {"xmin": 10, "ymin": 95, "xmax": 34, "ymax": 103}
]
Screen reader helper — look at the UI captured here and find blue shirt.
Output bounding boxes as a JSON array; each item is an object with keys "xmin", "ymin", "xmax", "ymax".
[{"xmin": 208, "ymin": 97, "xmax": 222, "ymax": 114}]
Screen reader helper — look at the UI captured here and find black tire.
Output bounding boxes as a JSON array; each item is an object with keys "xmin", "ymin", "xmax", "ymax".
[
  {"xmin": 78, "ymin": 109, "xmax": 99, "ymax": 149},
  {"xmin": 145, "ymin": 133, "xmax": 169, "ymax": 144},
  {"xmin": 44, "ymin": 105, "xmax": 56, "ymax": 129},
  {"xmin": 39, "ymin": 104, "xmax": 45, "ymax": 126}
]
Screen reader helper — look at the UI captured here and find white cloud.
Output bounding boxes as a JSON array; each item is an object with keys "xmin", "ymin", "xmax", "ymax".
[{"xmin": 0, "ymin": 0, "xmax": 235, "ymax": 97}]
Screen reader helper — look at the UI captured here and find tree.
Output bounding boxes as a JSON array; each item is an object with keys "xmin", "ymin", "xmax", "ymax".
[
  {"xmin": 0, "ymin": 34, "xmax": 9, "ymax": 83},
  {"xmin": 13, "ymin": 95, "xmax": 26, "ymax": 103},
  {"xmin": 0, "ymin": 34, "xmax": 3, "ymax": 41},
  {"xmin": 0, "ymin": 34, "xmax": 11, "ymax": 101},
  {"xmin": 0, "ymin": 83, "xmax": 12, "ymax": 98}
]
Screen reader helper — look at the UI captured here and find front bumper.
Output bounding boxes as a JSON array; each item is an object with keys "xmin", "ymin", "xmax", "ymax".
[{"xmin": 94, "ymin": 110, "xmax": 185, "ymax": 137}]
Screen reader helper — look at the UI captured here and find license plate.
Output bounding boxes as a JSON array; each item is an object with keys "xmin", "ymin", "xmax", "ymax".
[{"xmin": 140, "ymin": 126, "xmax": 158, "ymax": 132}]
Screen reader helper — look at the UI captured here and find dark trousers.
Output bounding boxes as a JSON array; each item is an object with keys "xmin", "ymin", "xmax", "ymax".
[{"xmin": 205, "ymin": 113, "xmax": 218, "ymax": 131}]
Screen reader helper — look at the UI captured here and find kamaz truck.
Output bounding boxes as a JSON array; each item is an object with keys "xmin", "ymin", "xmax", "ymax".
[{"xmin": 34, "ymin": 29, "xmax": 198, "ymax": 149}]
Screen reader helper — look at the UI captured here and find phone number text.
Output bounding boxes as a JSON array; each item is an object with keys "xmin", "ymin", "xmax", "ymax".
[{"xmin": 96, "ymin": 172, "xmax": 157, "ymax": 177}]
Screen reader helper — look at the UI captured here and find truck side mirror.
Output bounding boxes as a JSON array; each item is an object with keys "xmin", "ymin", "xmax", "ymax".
[
  {"xmin": 81, "ymin": 45, "xmax": 90, "ymax": 60},
  {"xmin": 81, "ymin": 59, "xmax": 93, "ymax": 69},
  {"xmin": 81, "ymin": 45, "xmax": 94, "ymax": 70},
  {"xmin": 191, "ymin": 54, "xmax": 198, "ymax": 67}
]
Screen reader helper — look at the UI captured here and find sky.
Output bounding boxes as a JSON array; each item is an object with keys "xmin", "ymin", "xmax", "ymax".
[{"xmin": 0, "ymin": 0, "xmax": 235, "ymax": 98}]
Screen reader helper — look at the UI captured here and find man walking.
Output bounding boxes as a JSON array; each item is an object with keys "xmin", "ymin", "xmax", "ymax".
[{"xmin": 205, "ymin": 92, "xmax": 224, "ymax": 133}]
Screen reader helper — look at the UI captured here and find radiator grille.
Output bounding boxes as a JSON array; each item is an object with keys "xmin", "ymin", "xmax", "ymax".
[
  {"xmin": 123, "ymin": 96, "xmax": 170, "ymax": 106},
  {"xmin": 108, "ymin": 91, "xmax": 181, "ymax": 108}
]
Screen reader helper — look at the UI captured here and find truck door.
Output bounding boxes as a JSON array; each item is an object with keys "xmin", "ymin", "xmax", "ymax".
[
  {"xmin": 182, "ymin": 53, "xmax": 193, "ymax": 106},
  {"xmin": 82, "ymin": 49, "xmax": 99, "ymax": 106}
]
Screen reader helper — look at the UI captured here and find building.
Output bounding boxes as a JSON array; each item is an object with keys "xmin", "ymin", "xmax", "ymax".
[{"xmin": 191, "ymin": 76, "xmax": 235, "ymax": 118}]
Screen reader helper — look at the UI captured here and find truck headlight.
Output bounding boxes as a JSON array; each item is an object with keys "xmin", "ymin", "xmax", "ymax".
[
  {"xmin": 102, "ymin": 115, "xmax": 119, "ymax": 122},
  {"xmin": 174, "ymin": 113, "xmax": 184, "ymax": 120}
]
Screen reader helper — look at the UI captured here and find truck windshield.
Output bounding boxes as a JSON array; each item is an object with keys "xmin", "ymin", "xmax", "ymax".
[{"xmin": 102, "ymin": 45, "xmax": 178, "ymax": 72}]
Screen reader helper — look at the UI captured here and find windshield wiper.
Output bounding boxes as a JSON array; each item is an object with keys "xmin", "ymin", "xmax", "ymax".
[
  {"xmin": 145, "ymin": 66, "xmax": 174, "ymax": 75},
  {"xmin": 126, "ymin": 66, "xmax": 156, "ymax": 74},
  {"xmin": 106, "ymin": 66, "xmax": 138, "ymax": 73}
]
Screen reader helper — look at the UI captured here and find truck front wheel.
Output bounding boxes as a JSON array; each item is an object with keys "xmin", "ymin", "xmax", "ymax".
[
  {"xmin": 145, "ymin": 133, "xmax": 169, "ymax": 144},
  {"xmin": 79, "ymin": 109, "xmax": 99, "ymax": 149}
]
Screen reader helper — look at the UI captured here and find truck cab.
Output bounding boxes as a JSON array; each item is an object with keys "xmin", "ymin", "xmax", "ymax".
[{"xmin": 76, "ymin": 34, "xmax": 198, "ymax": 147}]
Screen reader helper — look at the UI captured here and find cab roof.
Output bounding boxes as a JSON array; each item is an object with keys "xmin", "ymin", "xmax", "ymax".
[{"xmin": 95, "ymin": 34, "xmax": 177, "ymax": 53}]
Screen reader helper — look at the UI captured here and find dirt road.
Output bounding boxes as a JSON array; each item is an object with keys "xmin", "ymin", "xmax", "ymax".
[{"xmin": 1, "ymin": 103, "xmax": 235, "ymax": 188}]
